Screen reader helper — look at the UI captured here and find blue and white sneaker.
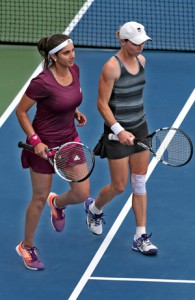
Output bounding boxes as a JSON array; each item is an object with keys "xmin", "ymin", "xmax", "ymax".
[
  {"xmin": 132, "ymin": 233, "xmax": 158, "ymax": 255},
  {"xmin": 84, "ymin": 198, "xmax": 105, "ymax": 235}
]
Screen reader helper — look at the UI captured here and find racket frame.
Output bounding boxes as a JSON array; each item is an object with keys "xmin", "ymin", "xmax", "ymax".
[
  {"xmin": 18, "ymin": 141, "xmax": 95, "ymax": 182},
  {"xmin": 108, "ymin": 127, "xmax": 193, "ymax": 167},
  {"xmin": 52, "ymin": 141, "xmax": 95, "ymax": 182}
]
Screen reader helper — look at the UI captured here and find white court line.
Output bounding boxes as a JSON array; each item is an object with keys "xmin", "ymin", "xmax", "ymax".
[
  {"xmin": 90, "ymin": 277, "xmax": 195, "ymax": 284},
  {"xmin": 68, "ymin": 88, "xmax": 195, "ymax": 300},
  {"xmin": 0, "ymin": 65, "xmax": 42, "ymax": 128},
  {"xmin": 64, "ymin": 0, "xmax": 95, "ymax": 36},
  {"xmin": 0, "ymin": 0, "xmax": 95, "ymax": 128}
]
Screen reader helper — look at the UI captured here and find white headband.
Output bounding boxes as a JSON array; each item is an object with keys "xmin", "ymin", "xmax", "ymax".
[{"xmin": 49, "ymin": 39, "xmax": 73, "ymax": 55}]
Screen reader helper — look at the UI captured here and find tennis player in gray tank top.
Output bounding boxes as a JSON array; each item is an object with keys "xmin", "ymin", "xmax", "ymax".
[
  {"xmin": 109, "ymin": 55, "xmax": 146, "ymax": 130},
  {"xmin": 84, "ymin": 21, "xmax": 158, "ymax": 256}
]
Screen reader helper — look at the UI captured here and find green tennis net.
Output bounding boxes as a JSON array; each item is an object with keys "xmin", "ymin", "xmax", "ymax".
[{"xmin": 0, "ymin": 0, "xmax": 194, "ymax": 51}]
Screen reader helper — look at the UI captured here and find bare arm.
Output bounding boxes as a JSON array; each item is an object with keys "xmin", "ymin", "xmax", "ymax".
[
  {"xmin": 138, "ymin": 54, "xmax": 146, "ymax": 68},
  {"xmin": 97, "ymin": 57, "xmax": 135, "ymax": 144},
  {"xmin": 16, "ymin": 94, "xmax": 36, "ymax": 137},
  {"xmin": 16, "ymin": 94, "xmax": 48, "ymax": 158}
]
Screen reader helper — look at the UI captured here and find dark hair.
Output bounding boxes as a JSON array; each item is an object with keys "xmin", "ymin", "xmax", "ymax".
[{"xmin": 37, "ymin": 34, "xmax": 71, "ymax": 68}]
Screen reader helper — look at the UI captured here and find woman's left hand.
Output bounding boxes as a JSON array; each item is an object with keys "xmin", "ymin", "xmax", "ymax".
[{"xmin": 75, "ymin": 110, "xmax": 87, "ymax": 126}]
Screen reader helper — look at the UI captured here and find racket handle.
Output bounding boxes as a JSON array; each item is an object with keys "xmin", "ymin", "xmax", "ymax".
[
  {"xmin": 108, "ymin": 133, "xmax": 119, "ymax": 141},
  {"xmin": 18, "ymin": 141, "xmax": 34, "ymax": 151},
  {"xmin": 108, "ymin": 133, "xmax": 135, "ymax": 142}
]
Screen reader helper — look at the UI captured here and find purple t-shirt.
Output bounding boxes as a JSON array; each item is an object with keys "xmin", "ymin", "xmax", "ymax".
[{"xmin": 25, "ymin": 64, "xmax": 82, "ymax": 146}]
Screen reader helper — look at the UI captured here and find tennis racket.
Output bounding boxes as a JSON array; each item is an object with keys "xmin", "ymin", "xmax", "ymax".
[
  {"xmin": 108, "ymin": 127, "xmax": 193, "ymax": 167},
  {"xmin": 18, "ymin": 141, "xmax": 95, "ymax": 182}
]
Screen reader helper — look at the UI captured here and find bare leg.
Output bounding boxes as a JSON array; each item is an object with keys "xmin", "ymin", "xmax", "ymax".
[
  {"xmin": 94, "ymin": 157, "xmax": 129, "ymax": 210},
  {"xmin": 23, "ymin": 169, "xmax": 52, "ymax": 248},
  {"xmin": 54, "ymin": 178, "xmax": 90, "ymax": 208},
  {"xmin": 129, "ymin": 150, "xmax": 150, "ymax": 227}
]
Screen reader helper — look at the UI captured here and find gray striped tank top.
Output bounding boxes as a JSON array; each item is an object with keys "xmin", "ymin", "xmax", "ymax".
[{"xmin": 109, "ymin": 55, "xmax": 146, "ymax": 130}]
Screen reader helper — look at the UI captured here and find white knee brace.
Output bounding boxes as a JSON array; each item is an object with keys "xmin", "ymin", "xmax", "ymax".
[{"xmin": 131, "ymin": 173, "xmax": 147, "ymax": 195}]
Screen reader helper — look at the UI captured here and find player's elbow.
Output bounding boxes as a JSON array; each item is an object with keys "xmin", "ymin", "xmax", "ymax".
[
  {"xmin": 15, "ymin": 106, "xmax": 21, "ymax": 121},
  {"xmin": 15, "ymin": 107, "xmax": 25, "ymax": 122}
]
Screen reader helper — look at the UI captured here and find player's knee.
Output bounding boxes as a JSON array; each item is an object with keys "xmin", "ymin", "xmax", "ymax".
[
  {"xmin": 32, "ymin": 192, "xmax": 48, "ymax": 209},
  {"xmin": 112, "ymin": 182, "xmax": 126, "ymax": 194},
  {"xmin": 131, "ymin": 173, "xmax": 147, "ymax": 195},
  {"xmin": 35, "ymin": 190, "xmax": 49, "ymax": 200}
]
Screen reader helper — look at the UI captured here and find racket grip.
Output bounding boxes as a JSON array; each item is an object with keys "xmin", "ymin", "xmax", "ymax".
[
  {"xmin": 108, "ymin": 133, "xmax": 135, "ymax": 142},
  {"xmin": 108, "ymin": 133, "xmax": 119, "ymax": 141},
  {"xmin": 18, "ymin": 141, "xmax": 34, "ymax": 151}
]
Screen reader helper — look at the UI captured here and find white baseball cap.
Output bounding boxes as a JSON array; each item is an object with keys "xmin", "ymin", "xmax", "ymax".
[{"xmin": 119, "ymin": 21, "xmax": 151, "ymax": 45}]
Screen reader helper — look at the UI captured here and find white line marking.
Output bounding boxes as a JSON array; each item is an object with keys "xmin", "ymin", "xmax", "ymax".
[
  {"xmin": 90, "ymin": 277, "xmax": 195, "ymax": 284},
  {"xmin": 68, "ymin": 88, "xmax": 195, "ymax": 300},
  {"xmin": 172, "ymin": 88, "xmax": 195, "ymax": 128},
  {"xmin": 0, "ymin": 66, "xmax": 42, "ymax": 128},
  {"xmin": 64, "ymin": 0, "xmax": 95, "ymax": 35},
  {"xmin": 67, "ymin": 196, "xmax": 133, "ymax": 300},
  {"xmin": 146, "ymin": 88, "xmax": 195, "ymax": 179},
  {"xmin": 0, "ymin": 0, "xmax": 95, "ymax": 128}
]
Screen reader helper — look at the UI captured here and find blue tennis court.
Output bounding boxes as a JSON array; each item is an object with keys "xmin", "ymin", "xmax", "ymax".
[
  {"xmin": 0, "ymin": 0, "xmax": 195, "ymax": 299},
  {"xmin": 0, "ymin": 47, "xmax": 194, "ymax": 300}
]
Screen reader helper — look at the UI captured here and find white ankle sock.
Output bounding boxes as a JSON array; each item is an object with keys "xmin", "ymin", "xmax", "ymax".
[
  {"xmin": 53, "ymin": 197, "xmax": 58, "ymax": 208},
  {"xmin": 89, "ymin": 201, "xmax": 102, "ymax": 214},
  {"xmin": 53, "ymin": 197, "xmax": 65, "ymax": 209},
  {"xmin": 135, "ymin": 226, "xmax": 146, "ymax": 239}
]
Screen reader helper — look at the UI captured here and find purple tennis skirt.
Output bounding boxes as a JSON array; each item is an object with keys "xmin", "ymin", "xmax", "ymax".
[{"xmin": 21, "ymin": 136, "xmax": 81, "ymax": 174}]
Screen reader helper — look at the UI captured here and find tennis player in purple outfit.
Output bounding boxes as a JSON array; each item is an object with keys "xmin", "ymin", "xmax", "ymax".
[{"xmin": 16, "ymin": 34, "xmax": 90, "ymax": 270}]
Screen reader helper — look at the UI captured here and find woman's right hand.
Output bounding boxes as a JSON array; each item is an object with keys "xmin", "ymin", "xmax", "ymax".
[
  {"xmin": 34, "ymin": 143, "xmax": 48, "ymax": 159},
  {"xmin": 117, "ymin": 130, "xmax": 135, "ymax": 146}
]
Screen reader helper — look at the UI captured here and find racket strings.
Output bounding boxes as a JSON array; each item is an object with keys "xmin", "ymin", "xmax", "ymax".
[
  {"xmin": 54, "ymin": 144, "xmax": 94, "ymax": 181},
  {"xmin": 152, "ymin": 129, "xmax": 192, "ymax": 166}
]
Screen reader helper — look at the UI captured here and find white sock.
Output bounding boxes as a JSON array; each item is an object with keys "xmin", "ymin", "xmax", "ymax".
[
  {"xmin": 53, "ymin": 197, "xmax": 65, "ymax": 209},
  {"xmin": 89, "ymin": 201, "xmax": 102, "ymax": 215},
  {"xmin": 135, "ymin": 226, "xmax": 146, "ymax": 239},
  {"xmin": 53, "ymin": 197, "xmax": 58, "ymax": 207}
]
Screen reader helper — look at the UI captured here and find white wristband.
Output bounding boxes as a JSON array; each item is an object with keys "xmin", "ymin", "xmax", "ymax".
[{"xmin": 110, "ymin": 122, "xmax": 124, "ymax": 135}]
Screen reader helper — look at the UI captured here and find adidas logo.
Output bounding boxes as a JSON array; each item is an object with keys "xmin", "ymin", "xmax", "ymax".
[{"xmin": 74, "ymin": 155, "xmax": 81, "ymax": 161}]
